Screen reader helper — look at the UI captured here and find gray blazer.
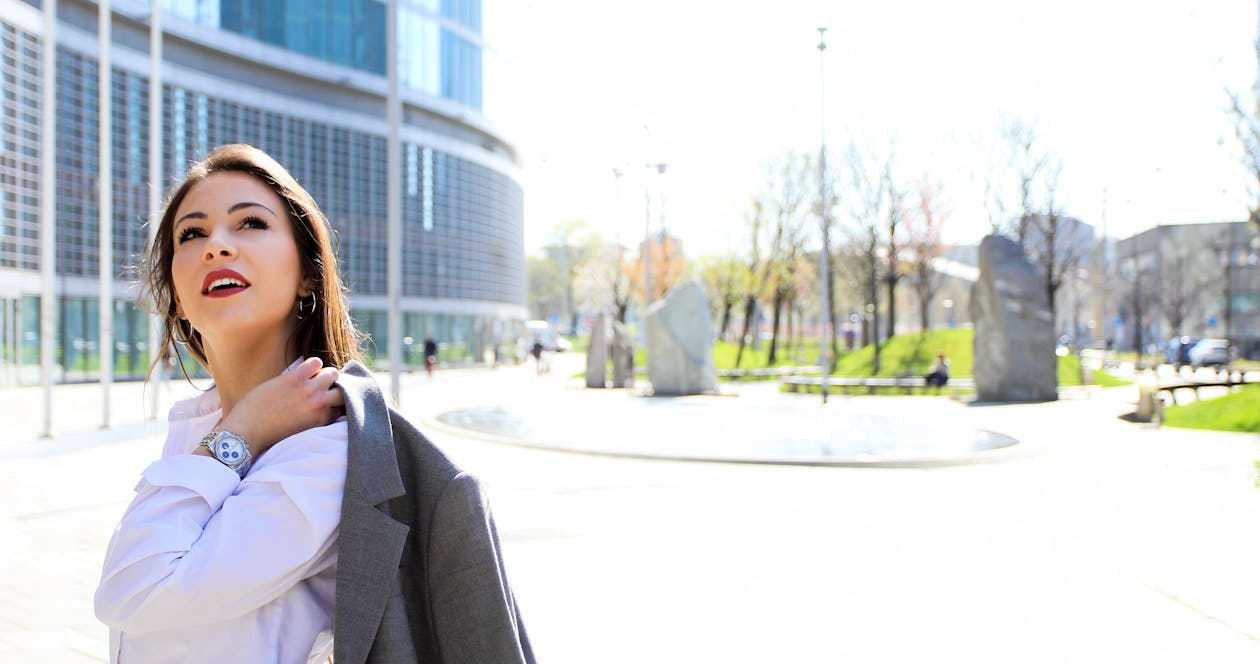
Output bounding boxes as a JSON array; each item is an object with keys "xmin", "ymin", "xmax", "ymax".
[{"xmin": 333, "ymin": 362, "xmax": 535, "ymax": 664}]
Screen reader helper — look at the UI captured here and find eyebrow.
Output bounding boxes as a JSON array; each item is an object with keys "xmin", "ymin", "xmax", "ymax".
[{"xmin": 175, "ymin": 201, "xmax": 278, "ymax": 229}]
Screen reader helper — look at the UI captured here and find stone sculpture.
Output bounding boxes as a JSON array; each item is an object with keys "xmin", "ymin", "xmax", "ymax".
[
  {"xmin": 644, "ymin": 279, "xmax": 718, "ymax": 395},
  {"xmin": 969, "ymin": 234, "xmax": 1057, "ymax": 402},
  {"xmin": 585, "ymin": 315, "xmax": 607, "ymax": 388},
  {"xmin": 611, "ymin": 321, "xmax": 635, "ymax": 388}
]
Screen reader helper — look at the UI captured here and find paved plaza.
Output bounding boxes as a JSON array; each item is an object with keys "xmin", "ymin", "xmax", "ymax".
[{"xmin": 2, "ymin": 353, "xmax": 1260, "ymax": 662}]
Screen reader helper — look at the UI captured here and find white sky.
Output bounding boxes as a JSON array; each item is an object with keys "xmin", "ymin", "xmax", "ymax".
[{"xmin": 483, "ymin": 0, "xmax": 1259, "ymax": 257}]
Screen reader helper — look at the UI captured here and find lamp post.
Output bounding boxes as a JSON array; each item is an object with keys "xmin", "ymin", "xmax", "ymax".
[
  {"xmin": 39, "ymin": 0, "xmax": 57, "ymax": 437},
  {"xmin": 147, "ymin": 3, "xmax": 163, "ymax": 421},
  {"xmin": 643, "ymin": 162, "xmax": 667, "ymax": 309},
  {"xmin": 816, "ymin": 26, "xmax": 832, "ymax": 404},
  {"xmin": 386, "ymin": 0, "xmax": 401, "ymax": 403}
]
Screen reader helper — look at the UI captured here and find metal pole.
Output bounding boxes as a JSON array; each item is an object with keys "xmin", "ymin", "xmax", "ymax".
[
  {"xmin": 99, "ymin": 0, "xmax": 113, "ymax": 429},
  {"xmin": 642, "ymin": 172, "xmax": 652, "ymax": 308},
  {"xmin": 386, "ymin": 0, "xmax": 402, "ymax": 403},
  {"xmin": 147, "ymin": 3, "xmax": 163, "ymax": 419},
  {"xmin": 657, "ymin": 165, "xmax": 667, "ymax": 287},
  {"xmin": 39, "ymin": 0, "xmax": 58, "ymax": 438},
  {"xmin": 817, "ymin": 27, "xmax": 832, "ymax": 404}
]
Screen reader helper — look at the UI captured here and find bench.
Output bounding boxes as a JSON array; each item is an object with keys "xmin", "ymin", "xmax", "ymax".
[
  {"xmin": 1151, "ymin": 374, "xmax": 1253, "ymax": 406},
  {"xmin": 781, "ymin": 375, "xmax": 975, "ymax": 395},
  {"xmin": 635, "ymin": 367, "xmax": 811, "ymax": 379},
  {"xmin": 716, "ymin": 367, "xmax": 808, "ymax": 379}
]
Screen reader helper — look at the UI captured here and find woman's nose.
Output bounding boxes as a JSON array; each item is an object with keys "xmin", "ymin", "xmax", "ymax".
[{"xmin": 202, "ymin": 231, "xmax": 236, "ymax": 261}]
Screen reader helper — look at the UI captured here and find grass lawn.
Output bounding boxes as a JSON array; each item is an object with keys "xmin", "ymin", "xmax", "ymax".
[
  {"xmin": 713, "ymin": 339, "xmax": 820, "ymax": 370},
  {"xmin": 833, "ymin": 329, "xmax": 973, "ymax": 378},
  {"xmin": 1162, "ymin": 384, "xmax": 1260, "ymax": 434},
  {"xmin": 581, "ymin": 328, "xmax": 1131, "ymax": 388},
  {"xmin": 823, "ymin": 329, "xmax": 1129, "ymax": 387}
]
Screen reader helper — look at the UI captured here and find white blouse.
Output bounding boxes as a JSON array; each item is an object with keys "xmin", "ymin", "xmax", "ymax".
[{"xmin": 95, "ymin": 387, "xmax": 347, "ymax": 664}]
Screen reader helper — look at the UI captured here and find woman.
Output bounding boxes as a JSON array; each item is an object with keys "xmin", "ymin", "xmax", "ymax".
[{"xmin": 96, "ymin": 145, "xmax": 533, "ymax": 663}]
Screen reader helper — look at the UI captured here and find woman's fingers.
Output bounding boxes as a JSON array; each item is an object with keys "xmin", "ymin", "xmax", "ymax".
[
  {"xmin": 296, "ymin": 356, "xmax": 324, "ymax": 379},
  {"xmin": 309, "ymin": 366, "xmax": 343, "ymax": 425},
  {"xmin": 310, "ymin": 366, "xmax": 340, "ymax": 390}
]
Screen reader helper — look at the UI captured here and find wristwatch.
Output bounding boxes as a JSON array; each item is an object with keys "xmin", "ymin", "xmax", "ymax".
[{"xmin": 198, "ymin": 430, "xmax": 253, "ymax": 478}]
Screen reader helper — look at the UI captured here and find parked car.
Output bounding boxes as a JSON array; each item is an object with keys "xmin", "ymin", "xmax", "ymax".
[
  {"xmin": 1187, "ymin": 338, "xmax": 1231, "ymax": 371},
  {"xmin": 1164, "ymin": 336, "xmax": 1200, "ymax": 370}
]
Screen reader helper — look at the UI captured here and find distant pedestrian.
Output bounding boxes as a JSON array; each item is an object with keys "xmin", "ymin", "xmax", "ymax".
[
  {"xmin": 531, "ymin": 337, "xmax": 545, "ymax": 375},
  {"xmin": 924, "ymin": 352, "xmax": 950, "ymax": 392},
  {"xmin": 424, "ymin": 335, "xmax": 438, "ymax": 378}
]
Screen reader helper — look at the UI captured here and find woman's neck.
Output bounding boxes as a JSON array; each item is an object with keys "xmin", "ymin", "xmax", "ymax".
[{"xmin": 204, "ymin": 333, "xmax": 297, "ymax": 417}]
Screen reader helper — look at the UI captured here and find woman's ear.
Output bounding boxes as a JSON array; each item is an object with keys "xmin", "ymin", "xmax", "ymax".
[{"xmin": 298, "ymin": 279, "xmax": 314, "ymax": 298}]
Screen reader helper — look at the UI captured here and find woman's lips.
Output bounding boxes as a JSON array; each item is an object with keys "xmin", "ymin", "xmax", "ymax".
[
  {"xmin": 204, "ymin": 284, "xmax": 249, "ymax": 298},
  {"xmin": 201, "ymin": 269, "xmax": 251, "ymax": 297}
]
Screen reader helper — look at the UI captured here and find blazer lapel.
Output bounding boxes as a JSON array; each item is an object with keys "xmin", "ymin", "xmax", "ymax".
[{"xmin": 334, "ymin": 362, "xmax": 409, "ymax": 664}]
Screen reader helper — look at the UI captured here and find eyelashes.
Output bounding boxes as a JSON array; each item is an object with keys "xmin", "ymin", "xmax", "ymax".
[
  {"xmin": 241, "ymin": 215, "xmax": 269, "ymax": 230},
  {"xmin": 176, "ymin": 216, "xmax": 270, "ymax": 244},
  {"xmin": 176, "ymin": 227, "xmax": 203, "ymax": 244}
]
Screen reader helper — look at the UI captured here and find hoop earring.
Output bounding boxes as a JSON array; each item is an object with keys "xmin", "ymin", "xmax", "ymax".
[
  {"xmin": 296, "ymin": 292, "xmax": 318, "ymax": 320},
  {"xmin": 172, "ymin": 319, "xmax": 193, "ymax": 345}
]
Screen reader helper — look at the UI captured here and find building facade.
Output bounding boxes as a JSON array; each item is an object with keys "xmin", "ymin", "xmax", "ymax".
[
  {"xmin": 1115, "ymin": 221, "xmax": 1259, "ymax": 358},
  {"xmin": 0, "ymin": 0, "xmax": 525, "ymax": 385}
]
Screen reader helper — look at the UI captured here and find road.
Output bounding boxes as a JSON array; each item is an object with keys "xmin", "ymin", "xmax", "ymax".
[{"xmin": 2, "ymin": 353, "xmax": 1259, "ymax": 662}]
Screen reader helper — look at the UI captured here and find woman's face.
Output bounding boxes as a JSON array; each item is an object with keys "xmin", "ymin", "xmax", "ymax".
[{"xmin": 170, "ymin": 171, "xmax": 305, "ymax": 350}]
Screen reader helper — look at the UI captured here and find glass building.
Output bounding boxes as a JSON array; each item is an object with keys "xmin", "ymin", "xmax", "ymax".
[{"xmin": 0, "ymin": 0, "xmax": 525, "ymax": 385}]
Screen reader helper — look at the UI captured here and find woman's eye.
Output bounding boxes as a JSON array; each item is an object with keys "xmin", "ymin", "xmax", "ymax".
[
  {"xmin": 177, "ymin": 227, "xmax": 205, "ymax": 243},
  {"xmin": 241, "ymin": 216, "xmax": 269, "ymax": 230}
]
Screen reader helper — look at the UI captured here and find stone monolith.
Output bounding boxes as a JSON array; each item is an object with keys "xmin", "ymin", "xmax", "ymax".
[
  {"xmin": 969, "ymin": 234, "xmax": 1057, "ymax": 402},
  {"xmin": 585, "ymin": 315, "xmax": 607, "ymax": 388},
  {"xmin": 611, "ymin": 321, "xmax": 635, "ymax": 388},
  {"xmin": 644, "ymin": 279, "xmax": 718, "ymax": 395}
]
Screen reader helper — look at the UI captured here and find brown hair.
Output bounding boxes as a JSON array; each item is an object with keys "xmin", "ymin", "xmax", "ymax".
[{"xmin": 142, "ymin": 144, "xmax": 363, "ymax": 378}]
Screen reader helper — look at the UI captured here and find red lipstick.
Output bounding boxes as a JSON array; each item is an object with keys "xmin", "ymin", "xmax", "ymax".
[{"xmin": 201, "ymin": 269, "xmax": 251, "ymax": 298}]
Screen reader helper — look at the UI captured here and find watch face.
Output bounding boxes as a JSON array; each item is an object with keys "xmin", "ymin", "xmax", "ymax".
[{"xmin": 213, "ymin": 433, "xmax": 248, "ymax": 467}]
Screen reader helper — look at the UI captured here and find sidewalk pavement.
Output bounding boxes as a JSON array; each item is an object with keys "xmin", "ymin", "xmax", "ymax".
[{"xmin": 2, "ymin": 354, "xmax": 1260, "ymax": 662}]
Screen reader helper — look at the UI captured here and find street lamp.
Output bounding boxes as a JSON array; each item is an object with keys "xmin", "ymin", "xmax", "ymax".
[
  {"xmin": 816, "ymin": 26, "xmax": 833, "ymax": 404},
  {"xmin": 643, "ymin": 162, "xmax": 667, "ymax": 308}
]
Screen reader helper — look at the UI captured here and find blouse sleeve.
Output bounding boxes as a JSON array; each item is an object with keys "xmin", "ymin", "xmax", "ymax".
[{"xmin": 94, "ymin": 421, "xmax": 347, "ymax": 634}]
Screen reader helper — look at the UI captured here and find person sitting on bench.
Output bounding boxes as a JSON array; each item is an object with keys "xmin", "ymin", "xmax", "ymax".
[{"xmin": 925, "ymin": 352, "xmax": 950, "ymax": 390}]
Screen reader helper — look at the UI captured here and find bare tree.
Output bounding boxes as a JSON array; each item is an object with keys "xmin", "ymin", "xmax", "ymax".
[
  {"xmin": 1227, "ymin": 83, "xmax": 1260, "ymax": 233},
  {"xmin": 735, "ymin": 198, "xmax": 780, "ymax": 369},
  {"xmin": 1159, "ymin": 241, "xmax": 1202, "ymax": 338},
  {"xmin": 1119, "ymin": 250, "xmax": 1155, "ymax": 365},
  {"xmin": 906, "ymin": 179, "xmax": 947, "ymax": 331},
  {"xmin": 1020, "ymin": 161, "xmax": 1092, "ymax": 334},
  {"xmin": 527, "ymin": 254, "xmax": 565, "ymax": 321},
  {"xmin": 880, "ymin": 161, "xmax": 908, "ymax": 340},
  {"xmin": 984, "ymin": 118, "xmax": 1059, "ymax": 251},
  {"xmin": 546, "ymin": 219, "xmax": 597, "ymax": 333},
  {"xmin": 836, "ymin": 143, "xmax": 889, "ymax": 374},
  {"xmin": 767, "ymin": 235, "xmax": 812, "ymax": 365},
  {"xmin": 697, "ymin": 253, "xmax": 744, "ymax": 341},
  {"xmin": 574, "ymin": 239, "xmax": 635, "ymax": 324},
  {"xmin": 752, "ymin": 154, "xmax": 813, "ymax": 366},
  {"xmin": 1006, "ymin": 119, "xmax": 1050, "ymax": 251}
]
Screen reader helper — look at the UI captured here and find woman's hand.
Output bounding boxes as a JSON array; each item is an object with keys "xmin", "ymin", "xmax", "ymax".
[{"xmin": 216, "ymin": 357, "xmax": 345, "ymax": 459}]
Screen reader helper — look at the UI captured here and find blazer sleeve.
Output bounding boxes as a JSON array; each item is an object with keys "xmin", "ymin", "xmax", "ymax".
[{"xmin": 426, "ymin": 472, "xmax": 535, "ymax": 664}]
